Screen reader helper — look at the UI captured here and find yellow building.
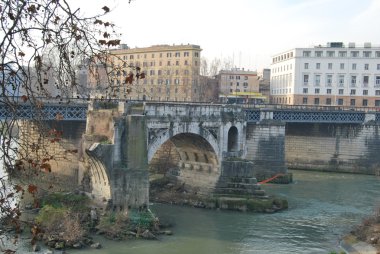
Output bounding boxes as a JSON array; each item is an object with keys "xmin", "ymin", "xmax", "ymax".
[
  {"xmin": 217, "ymin": 68, "xmax": 265, "ymax": 104},
  {"xmin": 108, "ymin": 44, "xmax": 202, "ymax": 102}
]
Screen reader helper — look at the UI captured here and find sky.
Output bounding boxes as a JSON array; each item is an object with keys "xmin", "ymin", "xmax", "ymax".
[{"xmin": 69, "ymin": 0, "xmax": 380, "ymax": 71}]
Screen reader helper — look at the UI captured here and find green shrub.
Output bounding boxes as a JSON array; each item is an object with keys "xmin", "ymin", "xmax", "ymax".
[{"xmin": 41, "ymin": 192, "xmax": 89, "ymax": 212}]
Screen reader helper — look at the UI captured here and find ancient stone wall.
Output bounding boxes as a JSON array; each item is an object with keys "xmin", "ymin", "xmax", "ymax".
[{"xmin": 18, "ymin": 120, "xmax": 86, "ymax": 190}]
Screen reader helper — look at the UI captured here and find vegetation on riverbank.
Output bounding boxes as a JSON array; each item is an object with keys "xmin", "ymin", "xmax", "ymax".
[
  {"xmin": 347, "ymin": 206, "xmax": 380, "ymax": 251},
  {"xmin": 23, "ymin": 192, "xmax": 166, "ymax": 251}
]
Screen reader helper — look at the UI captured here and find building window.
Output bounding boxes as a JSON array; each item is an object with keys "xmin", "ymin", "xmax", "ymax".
[
  {"xmin": 376, "ymin": 76, "xmax": 380, "ymax": 85},
  {"xmin": 315, "ymin": 51, "xmax": 323, "ymax": 57},
  {"xmin": 362, "ymin": 99, "xmax": 368, "ymax": 106},
  {"xmin": 327, "ymin": 89, "xmax": 332, "ymax": 94},
  {"xmin": 230, "ymin": 82, "xmax": 233, "ymax": 86},
  {"xmin": 363, "ymin": 90, "xmax": 368, "ymax": 95},
  {"xmin": 314, "ymin": 98, "xmax": 320, "ymax": 105},
  {"xmin": 376, "ymin": 100, "xmax": 380, "ymax": 106},
  {"xmin": 243, "ymin": 82, "xmax": 248, "ymax": 87},
  {"xmin": 175, "ymin": 52, "xmax": 180, "ymax": 57},
  {"xmin": 339, "ymin": 51, "xmax": 347, "ymax": 57},
  {"xmin": 340, "ymin": 63, "xmax": 344, "ymax": 70},
  {"xmin": 338, "ymin": 98, "xmax": 344, "ymax": 105},
  {"xmin": 304, "ymin": 63, "xmax": 309, "ymax": 69},
  {"xmin": 303, "ymin": 97, "xmax": 308, "ymax": 104},
  {"xmin": 303, "ymin": 88, "xmax": 308, "ymax": 94},
  {"xmin": 377, "ymin": 64, "xmax": 380, "ymax": 70},
  {"xmin": 303, "ymin": 74, "xmax": 309, "ymax": 85},
  {"xmin": 194, "ymin": 52, "xmax": 199, "ymax": 57},
  {"xmin": 175, "ymin": 79, "xmax": 180, "ymax": 85},
  {"xmin": 351, "ymin": 75, "xmax": 357, "ymax": 86},
  {"xmin": 149, "ymin": 70, "xmax": 155, "ymax": 75},
  {"xmin": 339, "ymin": 75, "xmax": 345, "ymax": 86},
  {"xmin": 352, "ymin": 63, "xmax": 356, "ymax": 70},
  {"xmin": 327, "ymin": 74, "xmax": 332, "ymax": 86},
  {"xmin": 167, "ymin": 53, "xmax": 172, "ymax": 57},
  {"xmin": 130, "ymin": 55, "xmax": 134, "ymax": 59},
  {"xmin": 363, "ymin": 51, "xmax": 372, "ymax": 58},
  {"xmin": 236, "ymin": 82, "xmax": 240, "ymax": 86},
  {"xmin": 364, "ymin": 64, "xmax": 369, "ymax": 70},
  {"xmin": 303, "ymin": 51, "xmax": 311, "ymax": 57},
  {"xmin": 326, "ymin": 98, "xmax": 332, "ymax": 105},
  {"xmin": 315, "ymin": 75, "xmax": 320, "ymax": 86},
  {"xmin": 376, "ymin": 51, "xmax": 380, "ymax": 58},
  {"xmin": 376, "ymin": 90, "xmax": 380, "ymax": 96},
  {"xmin": 167, "ymin": 61, "xmax": 171, "ymax": 66},
  {"xmin": 184, "ymin": 70, "xmax": 189, "ymax": 75},
  {"xmin": 316, "ymin": 63, "xmax": 320, "ymax": 69},
  {"xmin": 327, "ymin": 51, "xmax": 335, "ymax": 57},
  {"xmin": 184, "ymin": 52, "xmax": 189, "ymax": 57},
  {"xmin": 350, "ymin": 89, "xmax": 356, "ymax": 95},
  {"xmin": 351, "ymin": 51, "xmax": 359, "ymax": 57},
  {"xmin": 166, "ymin": 79, "xmax": 170, "ymax": 85},
  {"xmin": 363, "ymin": 76, "xmax": 369, "ymax": 86},
  {"xmin": 339, "ymin": 89, "xmax": 344, "ymax": 95},
  {"xmin": 244, "ymin": 76, "xmax": 248, "ymax": 80},
  {"xmin": 236, "ymin": 76, "xmax": 241, "ymax": 80},
  {"xmin": 350, "ymin": 99, "xmax": 356, "ymax": 106},
  {"xmin": 176, "ymin": 61, "xmax": 179, "ymax": 66},
  {"xmin": 158, "ymin": 70, "xmax": 162, "ymax": 76},
  {"xmin": 315, "ymin": 88, "xmax": 320, "ymax": 94},
  {"xmin": 328, "ymin": 63, "xmax": 333, "ymax": 69}
]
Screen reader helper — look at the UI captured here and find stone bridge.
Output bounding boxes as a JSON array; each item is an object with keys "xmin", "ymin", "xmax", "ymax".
[
  {"xmin": 5, "ymin": 100, "xmax": 380, "ymax": 210},
  {"xmin": 82, "ymin": 102, "xmax": 253, "ymax": 210}
]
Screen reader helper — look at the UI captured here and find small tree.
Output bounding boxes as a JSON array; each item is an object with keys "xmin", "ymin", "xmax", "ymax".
[{"xmin": 0, "ymin": 0, "xmax": 141, "ymax": 249}]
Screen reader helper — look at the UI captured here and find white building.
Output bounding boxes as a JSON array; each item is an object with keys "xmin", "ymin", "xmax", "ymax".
[{"xmin": 270, "ymin": 42, "xmax": 380, "ymax": 107}]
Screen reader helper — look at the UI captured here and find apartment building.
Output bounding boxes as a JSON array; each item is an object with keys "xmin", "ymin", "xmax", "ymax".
[
  {"xmin": 107, "ymin": 44, "xmax": 202, "ymax": 102},
  {"xmin": 270, "ymin": 42, "xmax": 380, "ymax": 107},
  {"xmin": 218, "ymin": 68, "xmax": 265, "ymax": 104}
]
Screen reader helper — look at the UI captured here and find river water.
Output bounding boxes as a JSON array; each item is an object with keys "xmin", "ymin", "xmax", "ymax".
[
  {"xmin": 67, "ymin": 170, "xmax": 380, "ymax": 254},
  {"xmin": 5, "ymin": 170, "xmax": 380, "ymax": 253}
]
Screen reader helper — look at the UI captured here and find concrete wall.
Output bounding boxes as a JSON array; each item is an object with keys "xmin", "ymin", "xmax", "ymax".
[
  {"xmin": 285, "ymin": 122, "xmax": 380, "ymax": 174},
  {"xmin": 245, "ymin": 121, "xmax": 287, "ymax": 178}
]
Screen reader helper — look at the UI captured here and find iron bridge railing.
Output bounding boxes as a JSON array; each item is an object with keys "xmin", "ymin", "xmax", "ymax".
[{"xmin": 0, "ymin": 103, "xmax": 87, "ymax": 121}]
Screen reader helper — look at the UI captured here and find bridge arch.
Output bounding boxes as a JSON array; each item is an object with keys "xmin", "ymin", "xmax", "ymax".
[
  {"xmin": 85, "ymin": 145, "xmax": 111, "ymax": 206},
  {"xmin": 148, "ymin": 127, "xmax": 220, "ymax": 163}
]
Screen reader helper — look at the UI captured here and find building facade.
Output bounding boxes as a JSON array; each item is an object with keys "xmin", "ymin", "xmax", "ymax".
[
  {"xmin": 217, "ymin": 68, "xmax": 265, "ymax": 104},
  {"xmin": 270, "ymin": 42, "xmax": 380, "ymax": 107},
  {"xmin": 108, "ymin": 44, "xmax": 202, "ymax": 102}
]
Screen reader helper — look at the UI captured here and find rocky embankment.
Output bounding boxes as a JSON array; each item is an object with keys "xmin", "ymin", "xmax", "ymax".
[
  {"xmin": 344, "ymin": 207, "xmax": 380, "ymax": 253},
  {"xmin": 150, "ymin": 177, "xmax": 288, "ymax": 213}
]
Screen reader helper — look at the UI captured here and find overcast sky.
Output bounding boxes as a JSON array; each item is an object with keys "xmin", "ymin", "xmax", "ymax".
[{"xmin": 70, "ymin": 0, "xmax": 380, "ymax": 70}]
